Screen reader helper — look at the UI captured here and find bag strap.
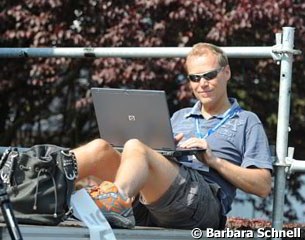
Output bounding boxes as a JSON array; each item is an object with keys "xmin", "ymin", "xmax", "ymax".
[
  {"xmin": 60, "ymin": 149, "xmax": 78, "ymax": 219},
  {"xmin": 0, "ymin": 147, "xmax": 12, "ymax": 169},
  {"xmin": 60, "ymin": 149, "xmax": 78, "ymax": 181},
  {"xmin": 0, "ymin": 148, "xmax": 18, "ymax": 186}
]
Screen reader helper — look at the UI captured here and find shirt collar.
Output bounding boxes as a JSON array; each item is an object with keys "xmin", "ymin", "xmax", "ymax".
[{"xmin": 184, "ymin": 98, "xmax": 240, "ymax": 119}]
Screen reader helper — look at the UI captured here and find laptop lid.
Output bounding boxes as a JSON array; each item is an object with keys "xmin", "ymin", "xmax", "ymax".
[{"xmin": 91, "ymin": 88, "xmax": 177, "ymax": 151}]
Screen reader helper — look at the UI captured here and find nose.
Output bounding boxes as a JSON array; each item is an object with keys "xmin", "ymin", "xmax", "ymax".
[{"xmin": 198, "ymin": 77, "xmax": 209, "ymax": 86}]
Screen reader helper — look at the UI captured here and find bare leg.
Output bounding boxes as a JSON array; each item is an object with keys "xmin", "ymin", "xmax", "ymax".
[
  {"xmin": 72, "ymin": 139, "xmax": 121, "ymax": 182},
  {"xmin": 114, "ymin": 139, "xmax": 179, "ymax": 204}
]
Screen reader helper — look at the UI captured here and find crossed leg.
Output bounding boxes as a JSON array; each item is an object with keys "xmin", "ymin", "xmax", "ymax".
[{"xmin": 72, "ymin": 138, "xmax": 180, "ymax": 204}]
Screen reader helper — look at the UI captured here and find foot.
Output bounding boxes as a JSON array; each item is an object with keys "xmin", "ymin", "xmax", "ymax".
[{"xmin": 87, "ymin": 181, "xmax": 135, "ymax": 229}]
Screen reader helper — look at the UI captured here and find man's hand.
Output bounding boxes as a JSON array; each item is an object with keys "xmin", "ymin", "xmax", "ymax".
[
  {"xmin": 174, "ymin": 133, "xmax": 184, "ymax": 145},
  {"xmin": 178, "ymin": 137, "xmax": 217, "ymax": 168}
]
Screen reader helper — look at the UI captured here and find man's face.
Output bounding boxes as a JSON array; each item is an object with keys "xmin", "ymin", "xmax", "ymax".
[{"xmin": 186, "ymin": 53, "xmax": 230, "ymax": 106}]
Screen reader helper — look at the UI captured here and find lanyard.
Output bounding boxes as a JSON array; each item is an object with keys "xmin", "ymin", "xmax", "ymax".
[{"xmin": 195, "ymin": 106, "xmax": 241, "ymax": 139}]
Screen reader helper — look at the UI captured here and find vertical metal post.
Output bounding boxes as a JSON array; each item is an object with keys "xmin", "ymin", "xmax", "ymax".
[{"xmin": 272, "ymin": 27, "xmax": 295, "ymax": 233}]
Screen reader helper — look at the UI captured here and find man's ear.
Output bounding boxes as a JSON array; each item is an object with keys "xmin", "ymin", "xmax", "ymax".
[{"xmin": 224, "ymin": 65, "xmax": 231, "ymax": 81}]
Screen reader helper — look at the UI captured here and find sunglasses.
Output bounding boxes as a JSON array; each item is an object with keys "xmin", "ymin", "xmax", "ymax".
[{"xmin": 188, "ymin": 67, "xmax": 224, "ymax": 82}]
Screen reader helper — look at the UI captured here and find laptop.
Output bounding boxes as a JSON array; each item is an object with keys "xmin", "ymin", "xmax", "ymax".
[{"xmin": 91, "ymin": 88, "xmax": 205, "ymax": 157}]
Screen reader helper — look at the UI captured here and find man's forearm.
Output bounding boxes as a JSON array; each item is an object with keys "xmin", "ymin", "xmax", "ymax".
[{"xmin": 210, "ymin": 158, "xmax": 272, "ymax": 197}]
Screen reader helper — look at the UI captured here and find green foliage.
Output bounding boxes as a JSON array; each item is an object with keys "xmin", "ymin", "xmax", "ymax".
[{"xmin": 0, "ymin": 0, "xmax": 305, "ymax": 222}]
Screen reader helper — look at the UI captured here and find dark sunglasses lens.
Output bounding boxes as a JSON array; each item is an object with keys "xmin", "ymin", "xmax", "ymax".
[
  {"xmin": 188, "ymin": 68, "xmax": 221, "ymax": 82},
  {"xmin": 188, "ymin": 75, "xmax": 201, "ymax": 82},
  {"xmin": 203, "ymin": 70, "xmax": 218, "ymax": 80}
]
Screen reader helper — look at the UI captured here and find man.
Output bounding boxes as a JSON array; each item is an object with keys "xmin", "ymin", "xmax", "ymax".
[{"xmin": 72, "ymin": 43, "xmax": 273, "ymax": 229}]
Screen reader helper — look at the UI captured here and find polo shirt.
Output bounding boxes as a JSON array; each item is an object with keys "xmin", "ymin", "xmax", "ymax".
[{"xmin": 170, "ymin": 98, "xmax": 273, "ymax": 214}]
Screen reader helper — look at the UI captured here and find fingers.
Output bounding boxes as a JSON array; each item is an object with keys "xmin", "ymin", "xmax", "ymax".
[
  {"xmin": 174, "ymin": 133, "xmax": 184, "ymax": 144},
  {"xmin": 179, "ymin": 137, "xmax": 207, "ymax": 149}
]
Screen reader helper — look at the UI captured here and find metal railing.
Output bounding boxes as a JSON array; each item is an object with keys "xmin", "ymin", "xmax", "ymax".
[
  {"xmin": 0, "ymin": 26, "xmax": 303, "ymax": 236},
  {"xmin": 0, "ymin": 46, "xmax": 279, "ymax": 59}
]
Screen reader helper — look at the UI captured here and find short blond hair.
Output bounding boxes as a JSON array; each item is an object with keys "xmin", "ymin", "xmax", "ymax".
[{"xmin": 185, "ymin": 43, "xmax": 228, "ymax": 71}]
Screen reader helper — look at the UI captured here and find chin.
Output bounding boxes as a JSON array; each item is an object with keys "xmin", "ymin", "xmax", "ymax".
[{"xmin": 198, "ymin": 96, "xmax": 213, "ymax": 105}]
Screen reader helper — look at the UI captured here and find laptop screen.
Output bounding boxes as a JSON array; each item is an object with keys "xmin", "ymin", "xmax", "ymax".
[{"xmin": 91, "ymin": 88, "xmax": 176, "ymax": 151}]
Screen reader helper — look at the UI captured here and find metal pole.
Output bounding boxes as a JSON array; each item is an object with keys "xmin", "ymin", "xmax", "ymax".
[
  {"xmin": 0, "ymin": 46, "xmax": 274, "ymax": 58},
  {"xmin": 0, "ymin": 179, "xmax": 23, "ymax": 240},
  {"xmin": 272, "ymin": 27, "xmax": 295, "ymax": 234}
]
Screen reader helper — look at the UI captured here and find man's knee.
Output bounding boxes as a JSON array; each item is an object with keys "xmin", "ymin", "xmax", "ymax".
[
  {"xmin": 123, "ymin": 139, "xmax": 147, "ymax": 153},
  {"xmin": 86, "ymin": 138, "xmax": 112, "ymax": 153},
  {"xmin": 72, "ymin": 138, "xmax": 113, "ymax": 164},
  {"xmin": 122, "ymin": 139, "xmax": 154, "ymax": 162}
]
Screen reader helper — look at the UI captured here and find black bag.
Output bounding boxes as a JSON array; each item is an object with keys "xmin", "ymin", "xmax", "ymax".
[{"xmin": 0, "ymin": 144, "xmax": 78, "ymax": 225}]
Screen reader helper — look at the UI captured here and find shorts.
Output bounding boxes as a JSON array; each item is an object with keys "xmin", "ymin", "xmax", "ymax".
[{"xmin": 132, "ymin": 164, "xmax": 222, "ymax": 229}]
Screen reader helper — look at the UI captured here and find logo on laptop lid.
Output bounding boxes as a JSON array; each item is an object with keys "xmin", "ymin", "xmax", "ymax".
[{"xmin": 128, "ymin": 115, "xmax": 136, "ymax": 121}]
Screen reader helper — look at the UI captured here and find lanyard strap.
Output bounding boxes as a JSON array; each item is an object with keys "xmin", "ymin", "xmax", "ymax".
[{"xmin": 195, "ymin": 106, "xmax": 241, "ymax": 139}]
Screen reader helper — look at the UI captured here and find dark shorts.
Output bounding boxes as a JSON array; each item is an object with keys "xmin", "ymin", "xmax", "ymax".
[{"xmin": 132, "ymin": 164, "xmax": 223, "ymax": 229}]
